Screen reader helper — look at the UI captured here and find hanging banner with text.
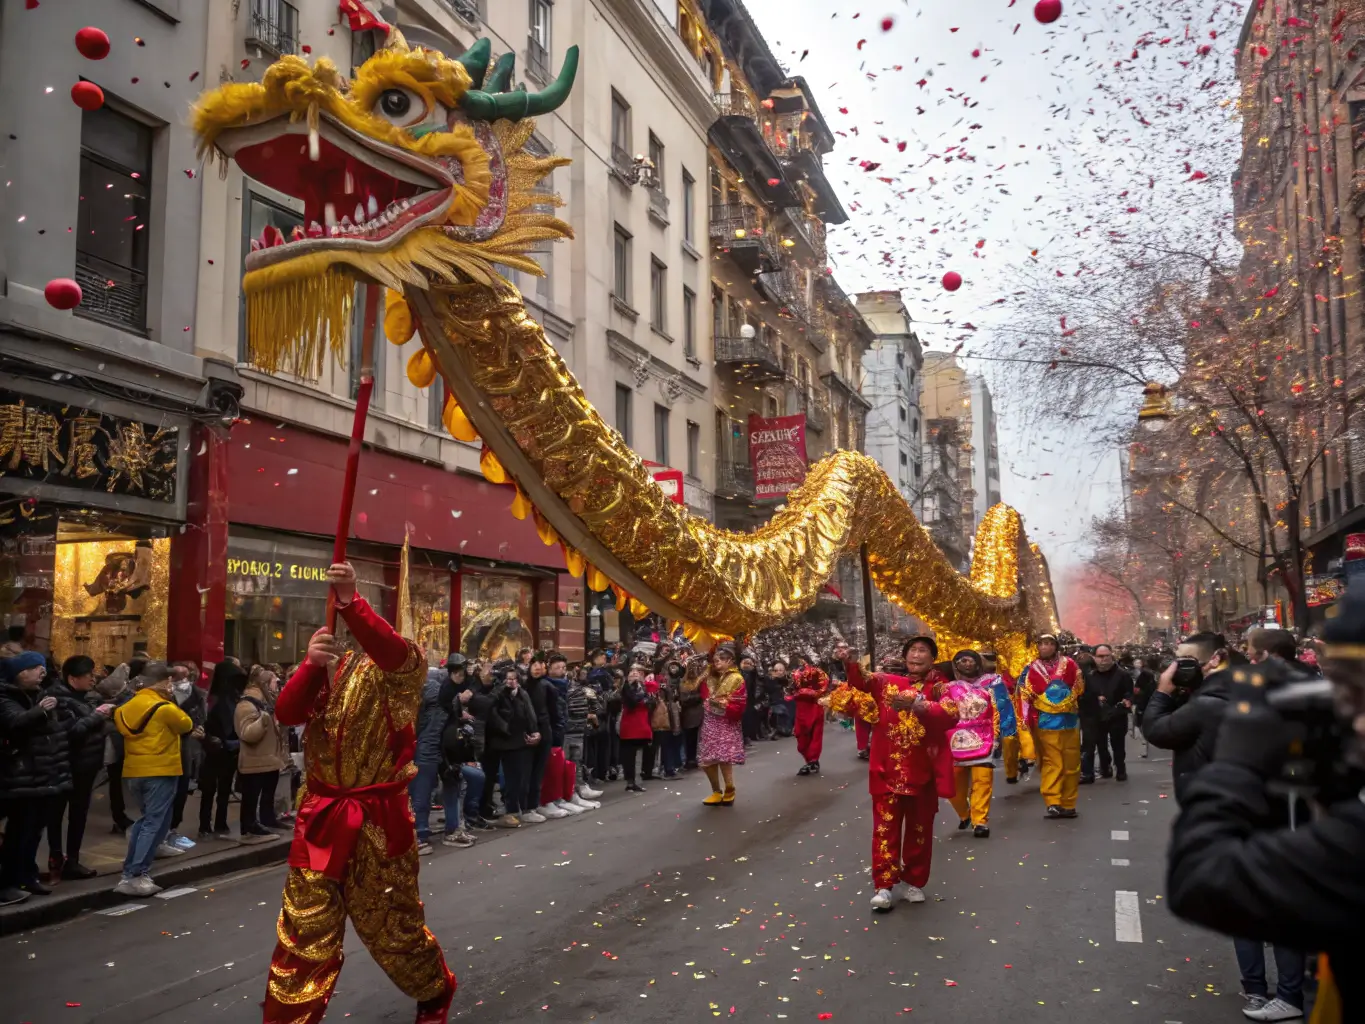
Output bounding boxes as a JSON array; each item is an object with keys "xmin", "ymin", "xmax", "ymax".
[{"xmin": 748, "ymin": 413, "xmax": 808, "ymax": 500}]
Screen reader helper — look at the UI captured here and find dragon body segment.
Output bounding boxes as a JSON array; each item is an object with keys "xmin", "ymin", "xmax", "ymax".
[{"xmin": 194, "ymin": 34, "xmax": 1058, "ymax": 669}]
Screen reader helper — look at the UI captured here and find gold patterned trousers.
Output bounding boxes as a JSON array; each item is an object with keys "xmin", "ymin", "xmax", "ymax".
[
  {"xmin": 264, "ymin": 823, "xmax": 449, "ymax": 1023},
  {"xmin": 871, "ymin": 791, "xmax": 937, "ymax": 890}
]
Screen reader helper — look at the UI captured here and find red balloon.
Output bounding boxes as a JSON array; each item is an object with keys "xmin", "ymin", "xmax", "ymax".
[
  {"xmin": 1034, "ymin": 0, "xmax": 1062, "ymax": 24},
  {"xmin": 74, "ymin": 26, "xmax": 111, "ymax": 60},
  {"xmin": 44, "ymin": 278, "xmax": 83, "ymax": 310},
  {"xmin": 942, "ymin": 271, "xmax": 963, "ymax": 292},
  {"xmin": 70, "ymin": 81, "xmax": 105, "ymax": 111}
]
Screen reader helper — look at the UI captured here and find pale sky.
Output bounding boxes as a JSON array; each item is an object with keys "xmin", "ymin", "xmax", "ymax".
[{"xmin": 741, "ymin": 0, "xmax": 1246, "ymax": 576}]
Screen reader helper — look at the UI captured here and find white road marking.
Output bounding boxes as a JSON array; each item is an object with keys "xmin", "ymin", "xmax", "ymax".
[
  {"xmin": 156, "ymin": 886, "xmax": 198, "ymax": 900},
  {"xmin": 1111, "ymin": 829, "xmax": 1130, "ymax": 840},
  {"xmin": 97, "ymin": 903, "xmax": 147, "ymax": 916},
  {"xmin": 1115, "ymin": 890, "xmax": 1143, "ymax": 942},
  {"xmin": 1111, "ymin": 858, "xmax": 1130, "ymax": 866}
]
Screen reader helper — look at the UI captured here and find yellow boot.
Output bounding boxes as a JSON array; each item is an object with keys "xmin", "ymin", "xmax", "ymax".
[
  {"xmin": 720, "ymin": 787, "xmax": 736, "ymax": 805},
  {"xmin": 702, "ymin": 765, "xmax": 723, "ymax": 805}
]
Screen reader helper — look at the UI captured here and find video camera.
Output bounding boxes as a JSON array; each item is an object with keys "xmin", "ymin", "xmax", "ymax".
[
  {"xmin": 1156, "ymin": 654, "xmax": 1203, "ymax": 706},
  {"xmin": 1264, "ymin": 670, "xmax": 1361, "ymax": 804}
]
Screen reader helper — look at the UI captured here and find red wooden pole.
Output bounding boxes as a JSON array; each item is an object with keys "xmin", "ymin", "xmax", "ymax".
[{"xmin": 327, "ymin": 283, "xmax": 382, "ymax": 631}]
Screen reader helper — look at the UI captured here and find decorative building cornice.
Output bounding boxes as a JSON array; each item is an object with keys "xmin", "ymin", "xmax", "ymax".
[{"xmin": 606, "ymin": 330, "xmax": 708, "ymax": 404}]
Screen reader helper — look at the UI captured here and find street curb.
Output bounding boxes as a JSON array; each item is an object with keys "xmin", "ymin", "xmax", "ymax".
[{"xmin": 0, "ymin": 839, "xmax": 290, "ymax": 936}]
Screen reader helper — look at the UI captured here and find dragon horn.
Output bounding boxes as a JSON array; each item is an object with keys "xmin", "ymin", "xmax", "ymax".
[
  {"xmin": 485, "ymin": 51, "xmax": 516, "ymax": 93},
  {"xmin": 461, "ymin": 45, "xmax": 579, "ymax": 121},
  {"xmin": 454, "ymin": 38, "xmax": 492, "ymax": 88}
]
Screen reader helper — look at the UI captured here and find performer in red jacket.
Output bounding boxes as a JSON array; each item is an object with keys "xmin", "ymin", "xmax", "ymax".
[
  {"xmin": 792, "ymin": 665, "xmax": 830, "ymax": 775},
  {"xmin": 264, "ymin": 563, "xmax": 455, "ymax": 1024},
  {"xmin": 830, "ymin": 636, "xmax": 958, "ymax": 912}
]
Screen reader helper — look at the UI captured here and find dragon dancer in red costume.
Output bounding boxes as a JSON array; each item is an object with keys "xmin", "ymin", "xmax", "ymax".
[
  {"xmin": 265, "ymin": 563, "xmax": 455, "ymax": 1024},
  {"xmin": 830, "ymin": 636, "xmax": 958, "ymax": 913},
  {"xmin": 791, "ymin": 665, "xmax": 830, "ymax": 776}
]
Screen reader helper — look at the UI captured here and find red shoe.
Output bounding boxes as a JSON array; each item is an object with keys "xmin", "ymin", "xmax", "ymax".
[{"xmin": 414, "ymin": 968, "xmax": 457, "ymax": 1024}]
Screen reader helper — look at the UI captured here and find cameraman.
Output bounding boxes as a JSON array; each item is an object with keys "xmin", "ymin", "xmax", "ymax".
[
  {"xmin": 1141, "ymin": 631, "xmax": 1231, "ymax": 802},
  {"xmin": 1167, "ymin": 599, "xmax": 1365, "ymax": 1019}
]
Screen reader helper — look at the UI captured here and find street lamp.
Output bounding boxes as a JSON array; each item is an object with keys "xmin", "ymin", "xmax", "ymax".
[{"xmin": 1137, "ymin": 381, "xmax": 1173, "ymax": 432}]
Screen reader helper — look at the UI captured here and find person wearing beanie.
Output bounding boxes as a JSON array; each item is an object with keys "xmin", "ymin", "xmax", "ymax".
[
  {"xmin": 944, "ymin": 650, "xmax": 999, "ymax": 838},
  {"xmin": 830, "ymin": 636, "xmax": 958, "ymax": 911},
  {"xmin": 1022, "ymin": 634, "xmax": 1084, "ymax": 819},
  {"xmin": 0, "ymin": 651, "xmax": 75, "ymax": 904}
]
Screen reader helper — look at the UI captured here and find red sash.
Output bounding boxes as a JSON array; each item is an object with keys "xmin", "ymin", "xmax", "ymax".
[{"xmin": 288, "ymin": 775, "xmax": 414, "ymax": 881}]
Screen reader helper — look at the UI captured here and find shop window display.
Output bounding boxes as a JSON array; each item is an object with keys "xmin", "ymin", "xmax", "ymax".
[
  {"xmin": 459, "ymin": 574, "xmax": 535, "ymax": 660},
  {"xmin": 0, "ymin": 506, "xmax": 171, "ymax": 663},
  {"xmin": 408, "ymin": 564, "xmax": 451, "ymax": 667},
  {"xmin": 225, "ymin": 529, "xmax": 387, "ymax": 666}
]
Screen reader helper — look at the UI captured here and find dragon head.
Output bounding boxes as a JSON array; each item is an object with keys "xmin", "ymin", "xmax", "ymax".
[{"xmin": 193, "ymin": 34, "xmax": 576, "ymax": 374}]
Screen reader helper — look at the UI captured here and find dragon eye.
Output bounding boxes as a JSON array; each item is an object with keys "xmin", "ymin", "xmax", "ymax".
[{"xmin": 374, "ymin": 88, "xmax": 427, "ymax": 127}]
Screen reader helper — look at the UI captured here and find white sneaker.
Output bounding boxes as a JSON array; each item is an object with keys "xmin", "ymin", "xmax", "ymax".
[
  {"xmin": 555, "ymin": 799, "xmax": 585, "ymax": 815},
  {"xmin": 870, "ymin": 888, "xmax": 894, "ymax": 911},
  {"xmin": 520, "ymin": 809, "xmax": 547, "ymax": 824},
  {"xmin": 536, "ymin": 803, "xmax": 569, "ymax": 819},
  {"xmin": 903, "ymin": 884, "xmax": 926, "ymax": 903},
  {"xmin": 570, "ymin": 794, "xmax": 600, "ymax": 810},
  {"xmin": 115, "ymin": 875, "xmax": 161, "ymax": 896},
  {"xmin": 1243, "ymin": 998, "xmax": 1303, "ymax": 1022},
  {"xmin": 416, "ymin": 841, "xmax": 434, "ymax": 855},
  {"xmin": 578, "ymin": 784, "xmax": 604, "ymax": 800},
  {"xmin": 155, "ymin": 842, "xmax": 186, "ymax": 859}
]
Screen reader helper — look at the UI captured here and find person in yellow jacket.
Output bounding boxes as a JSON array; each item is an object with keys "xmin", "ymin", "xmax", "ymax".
[{"xmin": 112, "ymin": 663, "xmax": 199, "ymax": 896}]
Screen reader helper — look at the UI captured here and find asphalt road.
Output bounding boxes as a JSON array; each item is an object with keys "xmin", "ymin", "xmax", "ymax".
[{"xmin": 6, "ymin": 727, "xmax": 1248, "ymax": 1024}]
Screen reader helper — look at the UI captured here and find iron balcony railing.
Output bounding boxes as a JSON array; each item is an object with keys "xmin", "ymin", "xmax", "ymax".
[
  {"xmin": 714, "ymin": 334, "xmax": 785, "ymax": 380},
  {"xmin": 75, "ymin": 255, "xmax": 147, "ymax": 334},
  {"xmin": 247, "ymin": 0, "xmax": 299, "ymax": 55},
  {"xmin": 715, "ymin": 459, "xmax": 755, "ymax": 499}
]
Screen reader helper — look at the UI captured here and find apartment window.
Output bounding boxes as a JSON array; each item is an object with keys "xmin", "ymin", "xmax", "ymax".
[
  {"xmin": 76, "ymin": 103, "xmax": 154, "ymax": 333},
  {"xmin": 527, "ymin": 0, "xmax": 552, "ymax": 80},
  {"xmin": 348, "ymin": 284, "xmax": 385, "ymax": 403},
  {"xmin": 682, "ymin": 169, "xmax": 696, "ymax": 244},
  {"xmin": 686, "ymin": 420, "xmax": 700, "ymax": 478},
  {"xmin": 613, "ymin": 224, "xmax": 631, "ymax": 301},
  {"xmin": 711, "ymin": 284, "xmax": 724, "ymax": 339},
  {"xmin": 615, "ymin": 383, "xmax": 633, "ymax": 446},
  {"xmin": 764, "ymin": 395, "xmax": 778, "ymax": 419},
  {"xmin": 653, "ymin": 404, "xmax": 671, "ymax": 465},
  {"xmin": 429, "ymin": 381, "xmax": 446, "ymax": 430},
  {"xmin": 900, "ymin": 451, "xmax": 908, "ymax": 466},
  {"xmin": 914, "ymin": 460, "xmax": 922, "ymax": 478},
  {"xmin": 650, "ymin": 257, "xmax": 667, "ymax": 332},
  {"xmin": 899, "ymin": 404, "xmax": 908, "ymax": 422},
  {"xmin": 249, "ymin": 0, "xmax": 299, "ymax": 55},
  {"xmin": 648, "ymin": 133, "xmax": 665, "ymax": 193},
  {"xmin": 682, "ymin": 286, "xmax": 697, "ymax": 358},
  {"xmin": 611, "ymin": 91, "xmax": 631, "ymax": 165},
  {"xmin": 709, "ymin": 162, "xmax": 725, "ymax": 205},
  {"xmin": 912, "ymin": 417, "xmax": 919, "ymax": 435},
  {"xmin": 239, "ymin": 189, "xmax": 304, "ymax": 359}
]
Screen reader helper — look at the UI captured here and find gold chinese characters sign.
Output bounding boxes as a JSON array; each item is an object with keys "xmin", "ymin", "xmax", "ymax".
[{"xmin": 0, "ymin": 390, "xmax": 179, "ymax": 501}]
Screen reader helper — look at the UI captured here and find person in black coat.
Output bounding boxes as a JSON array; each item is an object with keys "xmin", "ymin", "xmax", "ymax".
[
  {"xmin": 198, "ymin": 662, "xmax": 245, "ymax": 837},
  {"xmin": 481, "ymin": 664, "xmax": 539, "ymax": 824},
  {"xmin": 43, "ymin": 655, "xmax": 114, "ymax": 880},
  {"xmin": 1141, "ymin": 634, "xmax": 1232, "ymax": 803},
  {"xmin": 1080, "ymin": 644, "xmax": 1134, "ymax": 782},
  {"xmin": 1167, "ymin": 651, "xmax": 1365, "ymax": 1021},
  {"xmin": 520, "ymin": 657, "xmax": 556, "ymax": 818},
  {"xmin": 0, "ymin": 652, "xmax": 82, "ymax": 902}
]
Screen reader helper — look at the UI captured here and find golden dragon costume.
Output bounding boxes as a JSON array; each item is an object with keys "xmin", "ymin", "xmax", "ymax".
[{"xmin": 192, "ymin": 34, "xmax": 1058, "ymax": 672}]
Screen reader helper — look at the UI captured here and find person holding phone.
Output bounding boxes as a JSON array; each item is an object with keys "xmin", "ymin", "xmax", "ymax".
[{"xmin": 1141, "ymin": 631, "xmax": 1231, "ymax": 803}]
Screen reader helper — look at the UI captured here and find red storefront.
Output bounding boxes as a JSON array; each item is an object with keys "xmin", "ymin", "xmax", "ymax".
[{"xmin": 216, "ymin": 418, "xmax": 584, "ymax": 668}]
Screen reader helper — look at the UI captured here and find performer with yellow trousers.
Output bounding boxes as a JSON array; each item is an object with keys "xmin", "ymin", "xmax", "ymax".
[
  {"xmin": 266, "ymin": 563, "xmax": 456, "ymax": 1024},
  {"xmin": 945, "ymin": 650, "xmax": 999, "ymax": 837},
  {"xmin": 1022, "ymin": 633, "xmax": 1083, "ymax": 819},
  {"xmin": 979, "ymin": 648, "xmax": 1022, "ymax": 784}
]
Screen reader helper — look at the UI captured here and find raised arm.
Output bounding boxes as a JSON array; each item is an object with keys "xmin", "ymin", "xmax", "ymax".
[
  {"xmin": 276, "ymin": 627, "xmax": 342, "ymax": 726},
  {"xmin": 842, "ymin": 658, "xmax": 885, "ymax": 701}
]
